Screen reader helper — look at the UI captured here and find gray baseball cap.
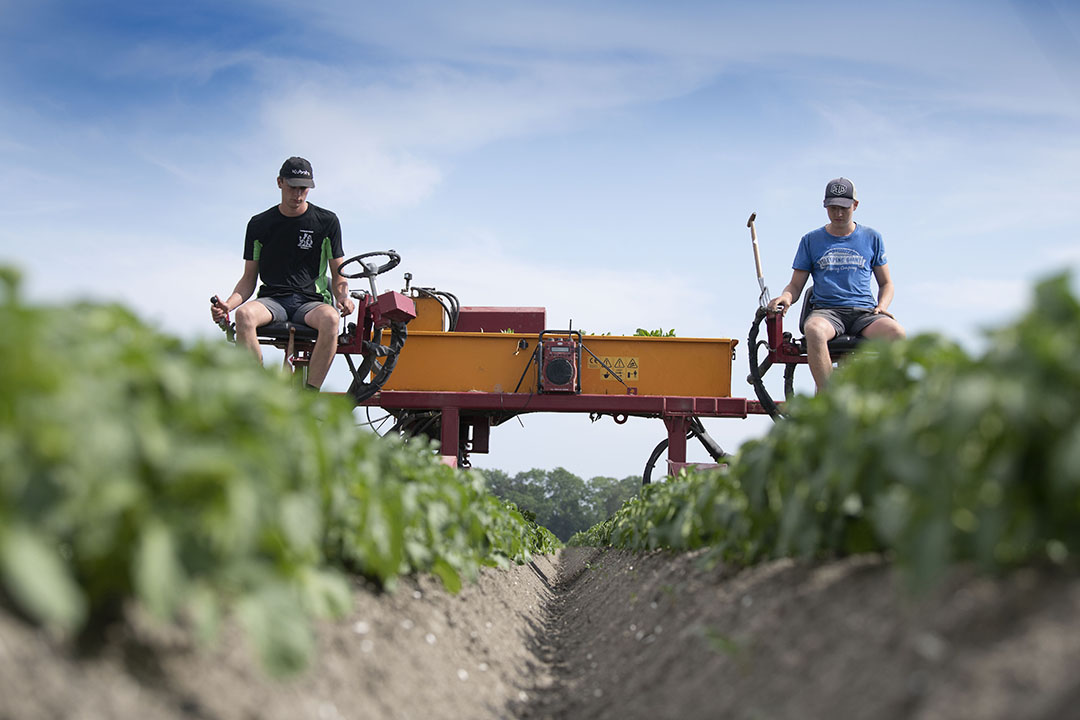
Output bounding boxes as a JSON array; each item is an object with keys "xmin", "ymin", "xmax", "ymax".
[{"xmin": 823, "ymin": 177, "xmax": 855, "ymax": 208}]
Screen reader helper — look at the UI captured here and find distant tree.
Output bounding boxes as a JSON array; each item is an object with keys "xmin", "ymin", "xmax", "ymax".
[
  {"xmin": 481, "ymin": 468, "xmax": 550, "ymax": 519},
  {"xmin": 584, "ymin": 475, "xmax": 641, "ymax": 520},
  {"xmin": 540, "ymin": 468, "xmax": 591, "ymax": 542},
  {"xmin": 477, "ymin": 467, "xmax": 641, "ymax": 542}
]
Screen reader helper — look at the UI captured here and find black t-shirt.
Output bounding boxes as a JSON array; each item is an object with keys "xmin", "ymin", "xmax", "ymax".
[{"xmin": 243, "ymin": 203, "xmax": 344, "ymax": 302}]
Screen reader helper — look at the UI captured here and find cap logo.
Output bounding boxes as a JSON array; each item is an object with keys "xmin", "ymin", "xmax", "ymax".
[
  {"xmin": 830, "ymin": 183, "xmax": 849, "ymax": 195},
  {"xmin": 291, "ymin": 168, "xmax": 311, "ymax": 177}
]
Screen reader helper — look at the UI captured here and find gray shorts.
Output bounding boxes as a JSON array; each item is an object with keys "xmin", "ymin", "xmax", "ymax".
[
  {"xmin": 255, "ymin": 295, "xmax": 327, "ymax": 324},
  {"xmin": 807, "ymin": 307, "xmax": 885, "ymax": 337}
]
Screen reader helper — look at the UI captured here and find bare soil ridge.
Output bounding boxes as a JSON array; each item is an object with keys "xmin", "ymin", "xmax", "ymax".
[{"xmin": 2, "ymin": 549, "xmax": 1080, "ymax": 720}]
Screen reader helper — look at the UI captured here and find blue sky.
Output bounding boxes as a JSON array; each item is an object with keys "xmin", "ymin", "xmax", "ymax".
[{"xmin": 3, "ymin": 1, "xmax": 1079, "ymax": 480}]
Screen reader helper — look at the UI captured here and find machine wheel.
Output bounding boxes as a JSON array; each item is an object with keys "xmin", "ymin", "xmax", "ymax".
[
  {"xmin": 642, "ymin": 416, "xmax": 726, "ymax": 485},
  {"xmin": 642, "ymin": 437, "xmax": 670, "ymax": 486}
]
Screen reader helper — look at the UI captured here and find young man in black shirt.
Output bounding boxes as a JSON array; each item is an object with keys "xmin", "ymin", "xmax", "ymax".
[{"xmin": 212, "ymin": 157, "xmax": 355, "ymax": 389}]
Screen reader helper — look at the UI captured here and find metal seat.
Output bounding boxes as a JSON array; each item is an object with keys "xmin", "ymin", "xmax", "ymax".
[{"xmin": 257, "ymin": 320, "xmax": 320, "ymax": 343}]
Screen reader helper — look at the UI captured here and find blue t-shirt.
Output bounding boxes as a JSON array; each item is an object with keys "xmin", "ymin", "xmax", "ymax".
[{"xmin": 792, "ymin": 224, "xmax": 886, "ymax": 309}]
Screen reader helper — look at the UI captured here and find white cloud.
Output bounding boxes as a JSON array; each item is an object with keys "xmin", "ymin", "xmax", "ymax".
[
  {"xmin": 257, "ymin": 96, "xmax": 445, "ymax": 213},
  {"xmin": 404, "ymin": 236, "xmax": 714, "ymax": 337}
]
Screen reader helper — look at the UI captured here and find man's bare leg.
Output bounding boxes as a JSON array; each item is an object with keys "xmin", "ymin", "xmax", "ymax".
[
  {"xmin": 234, "ymin": 301, "xmax": 273, "ymax": 363},
  {"xmin": 303, "ymin": 304, "xmax": 342, "ymax": 389},
  {"xmin": 803, "ymin": 316, "xmax": 838, "ymax": 392},
  {"xmin": 862, "ymin": 316, "xmax": 906, "ymax": 341}
]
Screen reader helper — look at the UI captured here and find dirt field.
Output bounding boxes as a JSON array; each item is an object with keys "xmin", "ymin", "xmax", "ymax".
[{"xmin": 3, "ymin": 547, "xmax": 1080, "ymax": 720}]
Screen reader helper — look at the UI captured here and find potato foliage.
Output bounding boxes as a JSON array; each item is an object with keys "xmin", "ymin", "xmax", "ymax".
[
  {"xmin": 0, "ymin": 267, "xmax": 558, "ymax": 675},
  {"xmin": 573, "ymin": 274, "xmax": 1080, "ymax": 590}
]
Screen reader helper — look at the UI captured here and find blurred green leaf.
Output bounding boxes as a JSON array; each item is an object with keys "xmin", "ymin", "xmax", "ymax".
[
  {"xmin": 134, "ymin": 521, "xmax": 184, "ymax": 620},
  {"xmin": 431, "ymin": 557, "xmax": 462, "ymax": 594},
  {"xmin": 0, "ymin": 264, "xmax": 561, "ymax": 676},
  {"xmin": 0, "ymin": 525, "xmax": 85, "ymax": 631},
  {"xmin": 237, "ymin": 586, "xmax": 314, "ymax": 677}
]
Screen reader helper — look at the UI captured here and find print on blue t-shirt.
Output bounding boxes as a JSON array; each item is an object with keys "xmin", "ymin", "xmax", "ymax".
[{"xmin": 792, "ymin": 224, "xmax": 886, "ymax": 309}]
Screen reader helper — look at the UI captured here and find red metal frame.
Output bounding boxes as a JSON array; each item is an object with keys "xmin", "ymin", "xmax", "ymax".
[
  {"xmin": 455, "ymin": 306, "xmax": 546, "ymax": 333},
  {"xmin": 764, "ymin": 312, "xmax": 807, "ymax": 365},
  {"xmin": 354, "ymin": 390, "xmax": 770, "ymax": 468}
]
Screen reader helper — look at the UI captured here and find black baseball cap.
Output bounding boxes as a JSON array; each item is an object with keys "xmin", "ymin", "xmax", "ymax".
[
  {"xmin": 823, "ymin": 177, "xmax": 855, "ymax": 208},
  {"xmin": 279, "ymin": 156, "xmax": 315, "ymax": 188}
]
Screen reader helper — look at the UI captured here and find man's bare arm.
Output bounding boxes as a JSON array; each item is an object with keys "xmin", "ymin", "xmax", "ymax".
[
  {"xmin": 211, "ymin": 260, "xmax": 259, "ymax": 322},
  {"xmin": 872, "ymin": 264, "xmax": 896, "ymax": 316},
  {"xmin": 767, "ymin": 269, "xmax": 810, "ymax": 315},
  {"xmin": 329, "ymin": 256, "xmax": 355, "ymax": 316}
]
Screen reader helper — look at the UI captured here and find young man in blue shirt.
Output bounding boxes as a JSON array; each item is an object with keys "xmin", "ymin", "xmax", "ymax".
[{"xmin": 767, "ymin": 178, "xmax": 905, "ymax": 391}]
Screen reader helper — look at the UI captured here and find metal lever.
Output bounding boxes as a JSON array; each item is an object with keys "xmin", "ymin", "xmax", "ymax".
[{"xmin": 748, "ymin": 212, "xmax": 770, "ymax": 309}]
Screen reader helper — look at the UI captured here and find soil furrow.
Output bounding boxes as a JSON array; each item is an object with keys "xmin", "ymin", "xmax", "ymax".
[
  {"xmin": 518, "ymin": 548, "xmax": 1080, "ymax": 720},
  {"xmin": 3, "ymin": 549, "xmax": 1080, "ymax": 719}
]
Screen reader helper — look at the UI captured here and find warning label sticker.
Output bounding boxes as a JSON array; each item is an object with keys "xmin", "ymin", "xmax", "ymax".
[{"xmin": 587, "ymin": 356, "xmax": 640, "ymax": 381}]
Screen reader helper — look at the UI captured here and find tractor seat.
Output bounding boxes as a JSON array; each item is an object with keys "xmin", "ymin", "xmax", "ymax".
[
  {"xmin": 826, "ymin": 334, "xmax": 862, "ymax": 353},
  {"xmin": 257, "ymin": 320, "xmax": 319, "ymax": 343}
]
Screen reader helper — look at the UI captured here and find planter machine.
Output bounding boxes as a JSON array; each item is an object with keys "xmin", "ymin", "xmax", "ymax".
[{"xmin": 214, "ymin": 216, "xmax": 861, "ymax": 483}]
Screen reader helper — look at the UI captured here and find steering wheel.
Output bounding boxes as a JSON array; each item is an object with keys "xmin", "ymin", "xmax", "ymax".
[{"xmin": 339, "ymin": 250, "xmax": 401, "ymax": 279}]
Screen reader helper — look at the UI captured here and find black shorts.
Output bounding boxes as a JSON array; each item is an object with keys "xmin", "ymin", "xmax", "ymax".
[
  {"xmin": 255, "ymin": 294, "xmax": 326, "ymax": 324},
  {"xmin": 807, "ymin": 307, "xmax": 884, "ymax": 336}
]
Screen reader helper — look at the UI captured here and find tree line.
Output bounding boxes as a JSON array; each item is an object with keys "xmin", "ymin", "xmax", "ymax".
[{"xmin": 477, "ymin": 467, "xmax": 641, "ymax": 542}]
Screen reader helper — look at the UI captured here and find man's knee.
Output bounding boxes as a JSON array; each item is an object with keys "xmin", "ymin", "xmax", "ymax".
[
  {"xmin": 235, "ymin": 302, "xmax": 271, "ymax": 331},
  {"xmin": 804, "ymin": 317, "xmax": 837, "ymax": 345},
  {"xmin": 864, "ymin": 318, "xmax": 905, "ymax": 340},
  {"xmin": 305, "ymin": 305, "xmax": 341, "ymax": 334}
]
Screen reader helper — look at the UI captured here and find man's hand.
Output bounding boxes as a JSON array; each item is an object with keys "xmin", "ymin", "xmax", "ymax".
[
  {"xmin": 210, "ymin": 295, "xmax": 230, "ymax": 322},
  {"xmin": 872, "ymin": 306, "xmax": 896, "ymax": 319},
  {"xmin": 336, "ymin": 295, "xmax": 356, "ymax": 318},
  {"xmin": 767, "ymin": 295, "xmax": 791, "ymax": 316}
]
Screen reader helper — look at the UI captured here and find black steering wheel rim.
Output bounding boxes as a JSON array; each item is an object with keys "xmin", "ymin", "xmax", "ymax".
[{"xmin": 339, "ymin": 250, "xmax": 401, "ymax": 279}]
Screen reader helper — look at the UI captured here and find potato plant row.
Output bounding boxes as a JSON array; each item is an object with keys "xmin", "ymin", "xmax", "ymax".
[
  {"xmin": 573, "ymin": 274, "xmax": 1080, "ymax": 591},
  {"xmin": 0, "ymin": 267, "xmax": 559, "ymax": 675}
]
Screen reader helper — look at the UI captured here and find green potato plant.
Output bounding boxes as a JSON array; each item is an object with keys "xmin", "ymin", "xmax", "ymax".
[
  {"xmin": 0, "ymin": 267, "xmax": 558, "ymax": 675},
  {"xmin": 573, "ymin": 274, "xmax": 1080, "ymax": 591}
]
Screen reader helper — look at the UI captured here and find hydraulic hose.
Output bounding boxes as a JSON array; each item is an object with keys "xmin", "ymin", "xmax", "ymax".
[
  {"xmin": 747, "ymin": 307, "xmax": 785, "ymax": 420},
  {"xmin": 346, "ymin": 320, "xmax": 409, "ymax": 403}
]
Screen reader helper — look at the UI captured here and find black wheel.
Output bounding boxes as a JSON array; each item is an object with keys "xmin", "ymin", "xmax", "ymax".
[
  {"xmin": 642, "ymin": 417, "xmax": 726, "ymax": 485},
  {"xmin": 642, "ymin": 437, "xmax": 668, "ymax": 486}
]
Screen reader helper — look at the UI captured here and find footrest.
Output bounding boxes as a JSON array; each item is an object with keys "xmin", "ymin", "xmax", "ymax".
[{"xmin": 258, "ymin": 321, "xmax": 319, "ymax": 343}]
